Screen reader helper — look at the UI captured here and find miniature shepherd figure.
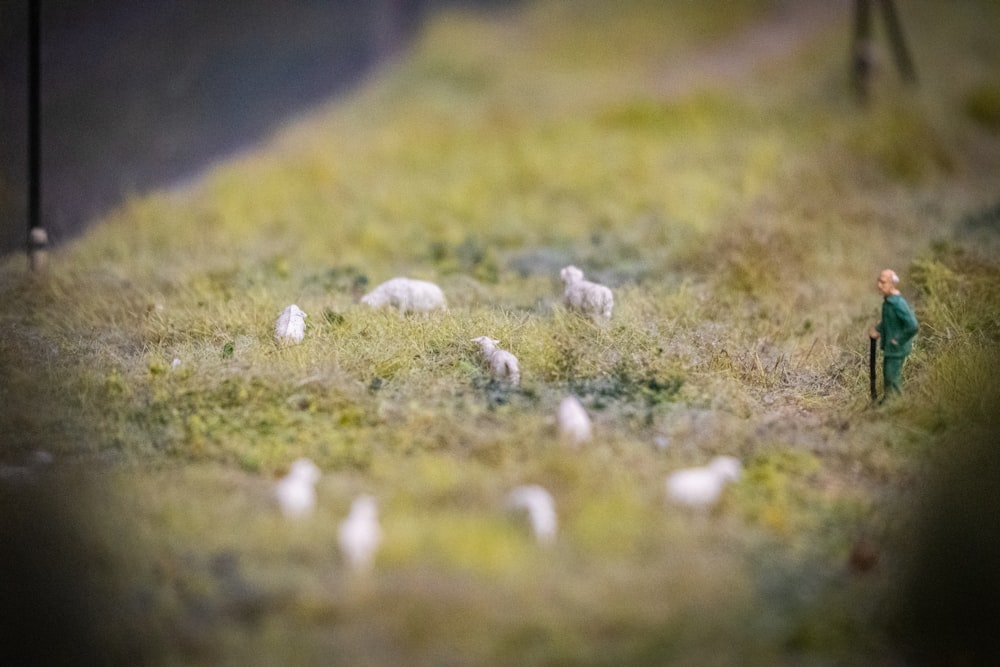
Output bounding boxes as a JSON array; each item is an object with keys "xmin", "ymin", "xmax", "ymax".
[{"xmin": 869, "ymin": 269, "xmax": 918, "ymax": 400}]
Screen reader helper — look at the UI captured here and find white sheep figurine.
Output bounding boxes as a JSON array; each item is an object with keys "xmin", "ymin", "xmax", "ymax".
[
  {"xmin": 471, "ymin": 336, "xmax": 520, "ymax": 386},
  {"xmin": 665, "ymin": 456, "xmax": 742, "ymax": 510},
  {"xmin": 560, "ymin": 265, "xmax": 613, "ymax": 321},
  {"xmin": 557, "ymin": 395, "xmax": 591, "ymax": 447},
  {"xmin": 274, "ymin": 304, "xmax": 307, "ymax": 345},
  {"xmin": 360, "ymin": 277, "xmax": 446, "ymax": 314},
  {"xmin": 507, "ymin": 485, "xmax": 557, "ymax": 545},
  {"xmin": 274, "ymin": 458, "xmax": 322, "ymax": 519},
  {"xmin": 338, "ymin": 494, "xmax": 383, "ymax": 574}
]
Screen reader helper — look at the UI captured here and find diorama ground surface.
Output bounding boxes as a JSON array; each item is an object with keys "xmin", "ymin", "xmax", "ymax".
[{"xmin": 3, "ymin": 1, "xmax": 1000, "ymax": 664}]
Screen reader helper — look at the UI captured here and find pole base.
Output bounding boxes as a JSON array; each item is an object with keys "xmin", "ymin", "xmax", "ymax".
[{"xmin": 28, "ymin": 226, "xmax": 48, "ymax": 272}]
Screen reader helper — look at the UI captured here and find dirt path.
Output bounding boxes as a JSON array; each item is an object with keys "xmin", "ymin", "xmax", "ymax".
[
  {"xmin": 656, "ymin": 0, "xmax": 851, "ymax": 98},
  {"xmin": 0, "ymin": 0, "xmax": 420, "ymax": 255},
  {"xmin": 1, "ymin": 0, "xmax": 853, "ymax": 256}
]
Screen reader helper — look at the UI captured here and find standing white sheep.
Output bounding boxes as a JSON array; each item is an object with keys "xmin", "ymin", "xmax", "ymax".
[
  {"xmin": 557, "ymin": 395, "xmax": 591, "ymax": 447},
  {"xmin": 471, "ymin": 336, "xmax": 520, "ymax": 386},
  {"xmin": 360, "ymin": 277, "xmax": 446, "ymax": 314},
  {"xmin": 338, "ymin": 494, "xmax": 383, "ymax": 574},
  {"xmin": 560, "ymin": 265, "xmax": 613, "ymax": 321},
  {"xmin": 274, "ymin": 458, "xmax": 322, "ymax": 519},
  {"xmin": 274, "ymin": 304, "xmax": 307, "ymax": 345},
  {"xmin": 507, "ymin": 485, "xmax": 558, "ymax": 545},
  {"xmin": 665, "ymin": 456, "xmax": 742, "ymax": 510}
]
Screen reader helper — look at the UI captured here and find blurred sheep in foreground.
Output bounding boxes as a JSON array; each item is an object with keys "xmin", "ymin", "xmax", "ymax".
[
  {"xmin": 338, "ymin": 495, "xmax": 382, "ymax": 573},
  {"xmin": 665, "ymin": 456, "xmax": 742, "ymax": 510},
  {"xmin": 274, "ymin": 458, "xmax": 322, "ymax": 519},
  {"xmin": 560, "ymin": 265, "xmax": 613, "ymax": 321},
  {"xmin": 507, "ymin": 485, "xmax": 557, "ymax": 545},
  {"xmin": 471, "ymin": 336, "xmax": 520, "ymax": 386},
  {"xmin": 274, "ymin": 304, "xmax": 307, "ymax": 345},
  {"xmin": 360, "ymin": 277, "xmax": 446, "ymax": 313},
  {"xmin": 557, "ymin": 395, "xmax": 591, "ymax": 447}
]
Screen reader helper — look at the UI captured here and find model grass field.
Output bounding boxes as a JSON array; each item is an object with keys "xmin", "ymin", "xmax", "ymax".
[{"xmin": 2, "ymin": 0, "xmax": 1000, "ymax": 664}]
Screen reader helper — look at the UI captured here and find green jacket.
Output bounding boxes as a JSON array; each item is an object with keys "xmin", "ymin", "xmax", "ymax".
[{"xmin": 877, "ymin": 294, "xmax": 919, "ymax": 358}]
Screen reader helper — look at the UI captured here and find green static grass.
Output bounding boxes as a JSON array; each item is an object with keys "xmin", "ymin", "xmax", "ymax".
[{"xmin": 3, "ymin": 0, "xmax": 1000, "ymax": 664}]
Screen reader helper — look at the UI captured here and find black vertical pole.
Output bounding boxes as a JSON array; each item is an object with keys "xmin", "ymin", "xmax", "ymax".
[
  {"xmin": 851, "ymin": 0, "xmax": 873, "ymax": 103},
  {"xmin": 852, "ymin": 0, "xmax": 918, "ymax": 104},
  {"xmin": 879, "ymin": 0, "xmax": 917, "ymax": 85},
  {"xmin": 28, "ymin": 0, "xmax": 48, "ymax": 271}
]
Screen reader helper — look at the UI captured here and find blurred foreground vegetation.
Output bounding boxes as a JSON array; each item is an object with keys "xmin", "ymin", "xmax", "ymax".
[{"xmin": 2, "ymin": 0, "xmax": 1000, "ymax": 664}]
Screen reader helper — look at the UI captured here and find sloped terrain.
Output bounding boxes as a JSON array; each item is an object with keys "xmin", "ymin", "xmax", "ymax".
[{"xmin": 2, "ymin": 1, "xmax": 1000, "ymax": 664}]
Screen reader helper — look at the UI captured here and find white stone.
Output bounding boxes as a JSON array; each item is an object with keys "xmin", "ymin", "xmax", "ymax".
[{"xmin": 274, "ymin": 304, "xmax": 307, "ymax": 345}]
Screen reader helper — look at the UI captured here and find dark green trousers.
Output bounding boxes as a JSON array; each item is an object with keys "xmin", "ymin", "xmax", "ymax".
[{"xmin": 884, "ymin": 355, "xmax": 906, "ymax": 395}]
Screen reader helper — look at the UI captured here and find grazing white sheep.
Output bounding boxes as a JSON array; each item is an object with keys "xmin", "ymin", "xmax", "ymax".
[
  {"xmin": 274, "ymin": 304, "xmax": 307, "ymax": 345},
  {"xmin": 560, "ymin": 265, "xmax": 613, "ymax": 321},
  {"xmin": 360, "ymin": 277, "xmax": 446, "ymax": 314},
  {"xmin": 665, "ymin": 456, "xmax": 742, "ymax": 510},
  {"xmin": 557, "ymin": 395, "xmax": 591, "ymax": 446},
  {"xmin": 274, "ymin": 458, "xmax": 322, "ymax": 519},
  {"xmin": 338, "ymin": 495, "xmax": 383, "ymax": 573},
  {"xmin": 507, "ymin": 485, "xmax": 557, "ymax": 545},
  {"xmin": 471, "ymin": 336, "xmax": 520, "ymax": 385}
]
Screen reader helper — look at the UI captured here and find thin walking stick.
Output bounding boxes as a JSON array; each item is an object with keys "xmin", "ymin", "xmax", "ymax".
[{"xmin": 869, "ymin": 336, "xmax": 878, "ymax": 402}]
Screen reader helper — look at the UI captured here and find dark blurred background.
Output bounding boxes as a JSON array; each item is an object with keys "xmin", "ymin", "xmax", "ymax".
[{"xmin": 1, "ymin": 0, "xmax": 517, "ymax": 256}]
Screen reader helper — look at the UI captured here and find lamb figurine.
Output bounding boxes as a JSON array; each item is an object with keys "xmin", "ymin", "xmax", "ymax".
[
  {"xmin": 507, "ymin": 485, "xmax": 557, "ymax": 545},
  {"xmin": 274, "ymin": 458, "xmax": 322, "ymax": 519},
  {"xmin": 338, "ymin": 494, "xmax": 383, "ymax": 574},
  {"xmin": 665, "ymin": 456, "xmax": 742, "ymax": 510},
  {"xmin": 471, "ymin": 336, "xmax": 520, "ymax": 386},
  {"xmin": 560, "ymin": 265, "xmax": 613, "ymax": 321},
  {"xmin": 274, "ymin": 304, "xmax": 307, "ymax": 345},
  {"xmin": 557, "ymin": 395, "xmax": 591, "ymax": 447},
  {"xmin": 360, "ymin": 277, "xmax": 446, "ymax": 314}
]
